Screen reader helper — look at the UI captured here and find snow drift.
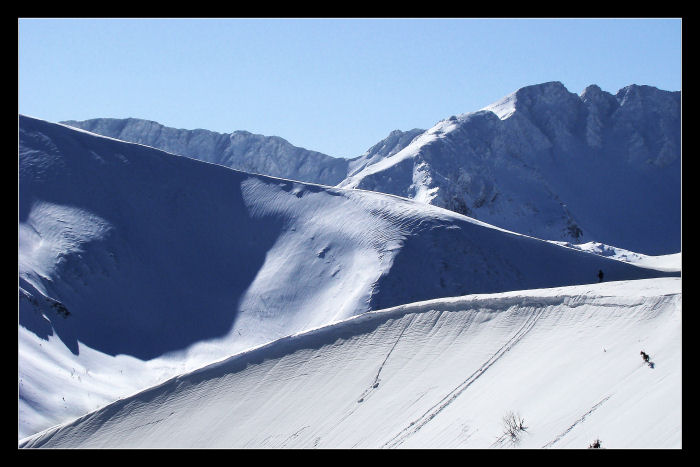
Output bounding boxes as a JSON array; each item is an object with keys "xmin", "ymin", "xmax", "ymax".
[
  {"xmin": 19, "ymin": 278, "xmax": 681, "ymax": 449},
  {"xmin": 18, "ymin": 115, "xmax": 675, "ymax": 440}
]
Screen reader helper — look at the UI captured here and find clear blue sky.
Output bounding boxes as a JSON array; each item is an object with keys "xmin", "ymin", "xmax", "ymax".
[{"xmin": 18, "ymin": 18, "xmax": 682, "ymax": 158}]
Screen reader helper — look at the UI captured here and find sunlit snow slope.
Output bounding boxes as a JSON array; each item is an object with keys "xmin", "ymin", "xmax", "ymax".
[
  {"xmin": 18, "ymin": 115, "xmax": 674, "ymax": 440},
  {"xmin": 20, "ymin": 278, "xmax": 681, "ymax": 449}
]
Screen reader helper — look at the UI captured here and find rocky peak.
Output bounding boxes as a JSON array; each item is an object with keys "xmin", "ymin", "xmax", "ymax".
[{"xmin": 581, "ymin": 85, "xmax": 619, "ymax": 115}]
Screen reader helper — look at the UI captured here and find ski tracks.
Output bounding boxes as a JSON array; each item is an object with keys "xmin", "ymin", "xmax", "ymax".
[
  {"xmin": 358, "ymin": 324, "xmax": 409, "ymax": 403},
  {"xmin": 382, "ymin": 306, "xmax": 546, "ymax": 448},
  {"xmin": 541, "ymin": 395, "xmax": 611, "ymax": 448},
  {"xmin": 331, "ymin": 322, "xmax": 411, "ymax": 431}
]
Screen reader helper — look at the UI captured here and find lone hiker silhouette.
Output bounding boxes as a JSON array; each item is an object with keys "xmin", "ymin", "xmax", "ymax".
[
  {"xmin": 640, "ymin": 350, "xmax": 650, "ymax": 363},
  {"xmin": 598, "ymin": 270, "xmax": 604, "ymax": 282}
]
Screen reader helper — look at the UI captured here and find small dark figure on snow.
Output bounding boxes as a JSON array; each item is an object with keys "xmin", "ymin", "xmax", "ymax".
[
  {"xmin": 598, "ymin": 270, "xmax": 604, "ymax": 282},
  {"xmin": 640, "ymin": 351, "xmax": 650, "ymax": 363}
]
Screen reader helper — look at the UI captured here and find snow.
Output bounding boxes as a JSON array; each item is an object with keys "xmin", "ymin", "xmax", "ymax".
[
  {"xmin": 60, "ymin": 118, "xmax": 350, "ymax": 186},
  {"xmin": 346, "ymin": 128, "xmax": 424, "ymax": 178},
  {"xmin": 19, "ymin": 278, "xmax": 681, "ymax": 449},
  {"xmin": 339, "ymin": 131, "xmax": 439, "ymax": 190},
  {"xmin": 336, "ymin": 82, "xmax": 681, "ymax": 255},
  {"xmin": 18, "ymin": 114, "xmax": 675, "ymax": 442},
  {"xmin": 18, "ymin": 77, "xmax": 682, "ymax": 449},
  {"xmin": 61, "ymin": 82, "xmax": 680, "ymax": 255},
  {"xmin": 19, "ymin": 202, "xmax": 112, "ymax": 286},
  {"xmin": 481, "ymin": 92, "xmax": 517, "ymax": 120},
  {"xmin": 550, "ymin": 241, "xmax": 682, "ymax": 273}
]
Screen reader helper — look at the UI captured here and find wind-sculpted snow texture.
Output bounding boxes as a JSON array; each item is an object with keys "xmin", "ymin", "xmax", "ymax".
[
  {"xmin": 340, "ymin": 82, "xmax": 681, "ymax": 255},
  {"xmin": 19, "ymin": 278, "xmax": 681, "ymax": 449},
  {"xmin": 18, "ymin": 115, "xmax": 673, "ymax": 440}
]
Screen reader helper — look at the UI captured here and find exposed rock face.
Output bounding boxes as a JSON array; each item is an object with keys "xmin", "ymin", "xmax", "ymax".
[{"xmin": 340, "ymin": 82, "xmax": 680, "ymax": 254}]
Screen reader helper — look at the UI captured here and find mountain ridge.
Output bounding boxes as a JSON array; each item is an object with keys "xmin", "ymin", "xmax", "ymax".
[
  {"xmin": 62, "ymin": 81, "xmax": 680, "ymax": 254},
  {"xmin": 60, "ymin": 116, "xmax": 351, "ymax": 186},
  {"xmin": 341, "ymin": 81, "xmax": 680, "ymax": 254}
]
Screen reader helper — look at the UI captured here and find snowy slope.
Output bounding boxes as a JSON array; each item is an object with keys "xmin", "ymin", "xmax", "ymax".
[
  {"xmin": 60, "ymin": 117, "xmax": 350, "ymax": 186},
  {"xmin": 61, "ymin": 118, "xmax": 423, "ymax": 189},
  {"xmin": 20, "ymin": 278, "xmax": 681, "ymax": 449},
  {"xmin": 549, "ymin": 241, "xmax": 682, "ymax": 273},
  {"xmin": 18, "ymin": 115, "xmax": 673, "ymax": 440},
  {"xmin": 346, "ymin": 128, "xmax": 425, "ymax": 177},
  {"xmin": 340, "ymin": 82, "xmax": 681, "ymax": 255}
]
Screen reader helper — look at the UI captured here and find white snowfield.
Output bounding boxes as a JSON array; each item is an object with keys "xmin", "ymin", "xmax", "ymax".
[
  {"xmin": 18, "ymin": 115, "xmax": 680, "ymax": 446},
  {"xmin": 550, "ymin": 241, "xmax": 682, "ymax": 273},
  {"xmin": 19, "ymin": 278, "xmax": 681, "ymax": 449}
]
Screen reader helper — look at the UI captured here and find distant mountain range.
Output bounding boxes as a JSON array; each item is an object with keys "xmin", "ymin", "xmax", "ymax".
[{"xmin": 63, "ymin": 82, "xmax": 680, "ymax": 255}]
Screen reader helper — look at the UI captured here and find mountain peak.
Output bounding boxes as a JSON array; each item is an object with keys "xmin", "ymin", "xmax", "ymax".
[
  {"xmin": 346, "ymin": 80, "xmax": 680, "ymax": 254},
  {"xmin": 482, "ymin": 81, "xmax": 574, "ymax": 121},
  {"xmin": 517, "ymin": 80, "xmax": 568, "ymax": 94},
  {"xmin": 580, "ymin": 84, "xmax": 619, "ymax": 116},
  {"xmin": 580, "ymin": 84, "xmax": 609, "ymax": 100},
  {"xmin": 581, "ymin": 83, "xmax": 602, "ymax": 94},
  {"xmin": 614, "ymin": 83, "xmax": 680, "ymax": 108},
  {"xmin": 511, "ymin": 81, "xmax": 578, "ymax": 107}
]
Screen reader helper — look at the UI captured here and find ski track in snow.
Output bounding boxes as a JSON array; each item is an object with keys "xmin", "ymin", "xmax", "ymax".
[
  {"xmin": 359, "ymin": 323, "xmax": 409, "ymax": 403},
  {"xmin": 541, "ymin": 396, "xmax": 611, "ymax": 448},
  {"xmin": 18, "ymin": 279, "xmax": 681, "ymax": 448},
  {"xmin": 383, "ymin": 306, "xmax": 546, "ymax": 448},
  {"xmin": 331, "ymin": 321, "xmax": 411, "ymax": 430}
]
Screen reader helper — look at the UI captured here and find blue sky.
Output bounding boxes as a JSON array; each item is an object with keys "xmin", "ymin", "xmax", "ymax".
[{"xmin": 18, "ymin": 18, "xmax": 682, "ymax": 158}]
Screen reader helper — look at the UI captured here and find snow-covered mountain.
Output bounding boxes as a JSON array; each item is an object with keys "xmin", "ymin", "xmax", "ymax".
[
  {"xmin": 61, "ymin": 118, "xmax": 424, "ymax": 189},
  {"xmin": 18, "ymin": 115, "xmax": 673, "ymax": 441},
  {"xmin": 346, "ymin": 128, "xmax": 425, "ymax": 178},
  {"xmin": 20, "ymin": 278, "xmax": 681, "ymax": 449},
  {"xmin": 63, "ymin": 82, "xmax": 680, "ymax": 256},
  {"xmin": 60, "ymin": 117, "xmax": 351, "ymax": 186},
  {"xmin": 341, "ymin": 82, "xmax": 680, "ymax": 255}
]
